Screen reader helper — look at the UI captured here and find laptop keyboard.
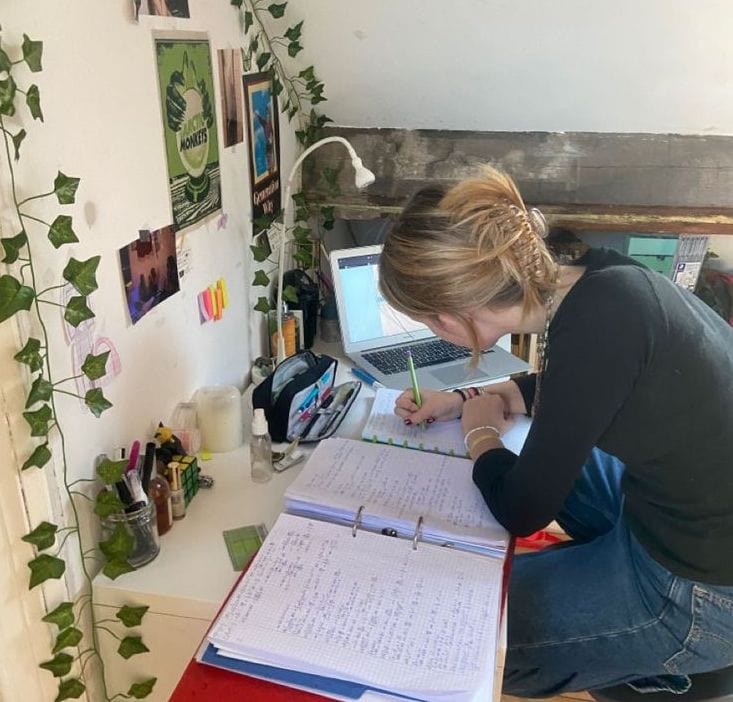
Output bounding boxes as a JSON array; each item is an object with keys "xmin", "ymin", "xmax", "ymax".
[{"xmin": 363, "ymin": 339, "xmax": 472, "ymax": 375}]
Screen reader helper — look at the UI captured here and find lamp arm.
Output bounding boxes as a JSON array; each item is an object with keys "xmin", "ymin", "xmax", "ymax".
[{"xmin": 274, "ymin": 136, "xmax": 360, "ymax": 363}]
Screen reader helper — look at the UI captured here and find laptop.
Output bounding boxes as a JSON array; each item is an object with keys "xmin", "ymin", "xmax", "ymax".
[{"xmin": 329, "ymin": 245, "xmax": 531, "ymax": 390}]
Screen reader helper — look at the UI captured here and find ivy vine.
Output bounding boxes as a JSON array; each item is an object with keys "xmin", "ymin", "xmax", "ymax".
[
  {"xmin": 231, "ymin": 0, "xmax": 339, "ymax": 319},
  {"xmin": 0, "ymin": 28, "xmax": 155, "ymax": 701}
]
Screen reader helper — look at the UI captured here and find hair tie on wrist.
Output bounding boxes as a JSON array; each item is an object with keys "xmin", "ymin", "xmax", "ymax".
[{"xmin": 452, "ymin": 388, "xmax": 468, "ymax": 402}]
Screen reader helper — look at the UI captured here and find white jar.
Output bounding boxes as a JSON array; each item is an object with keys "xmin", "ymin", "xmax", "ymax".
[{"xmin": 195, "ymin": 386, "xmax": 243, "ymax": 452}]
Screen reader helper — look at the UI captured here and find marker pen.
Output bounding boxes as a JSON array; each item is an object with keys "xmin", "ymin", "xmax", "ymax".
[{"xmin": 351, "ymin": 367, "xmax": 384, "ymax": 388}]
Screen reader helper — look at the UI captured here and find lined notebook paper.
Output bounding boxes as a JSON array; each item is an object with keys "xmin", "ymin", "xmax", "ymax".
[
  {"xmin": 362, "ymin": 387, "xmax": 531, "ymax": 457},
  {"xmin": 206, "ymin": 512, "xmax": 503, "ymax": 702}
]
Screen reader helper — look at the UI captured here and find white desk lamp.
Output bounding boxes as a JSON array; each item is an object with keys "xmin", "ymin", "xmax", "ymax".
[{"xmin": 275, "ymin": 136, "xmax": 376, "ymax": 363}]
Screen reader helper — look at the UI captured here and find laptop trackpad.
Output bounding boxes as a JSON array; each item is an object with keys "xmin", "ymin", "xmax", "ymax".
[{"xmin": 427, "ymin": 366, "xmax": 484, "ymax": 388}]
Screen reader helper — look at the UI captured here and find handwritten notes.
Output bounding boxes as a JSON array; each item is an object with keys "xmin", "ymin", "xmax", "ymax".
[
  {"xmin": 286, "ymin": 437, "xmax": 509, "ymax": 553},
  {"xmin": 208, "ymin": 513, "xmax": 502, "ymax": 700}
]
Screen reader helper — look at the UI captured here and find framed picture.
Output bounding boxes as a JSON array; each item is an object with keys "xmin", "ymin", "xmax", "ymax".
[
  {"xmin": 155, "ymin": 35, "xmax": 222, "ymax": 231},
  {"xmin": 243, "ymin": 71, "xmax": 281, "ymax": 234},
  {"xmin": 217, "ymin": 48, "xmax": 244, "ymax": 148}
]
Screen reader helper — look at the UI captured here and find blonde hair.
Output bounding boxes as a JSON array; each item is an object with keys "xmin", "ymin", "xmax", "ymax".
[{"xmin": 379, "ymin": 166, "xmax": 557, "ymax": 357}]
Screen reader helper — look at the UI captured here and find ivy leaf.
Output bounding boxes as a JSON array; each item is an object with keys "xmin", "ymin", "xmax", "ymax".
[
  {"xmin": 12, "ymin": 129, "xmax": 25, "ymax": 161},
  {"xmin": 39, "ymin": 652, "xmax": 74, "ymax": 678},
  {"xmin": 254, "ymin": 296, "xmax": 271, "ymax": 314},
  {"xmin": 249, "ymin": 243, "xmax": 270, "ymax": 263},
  {"xmin": 64, "ymin": 296, "xmax": 94, "ymax": 327},
  {"xmin": 267, "ymin": 3, "xmax": 287, "ymax": 18},
  {"xmin": 287, "ymin": 105, "xmax": 298, "ymax": 121},
  {"xmin": 1, "ymin": 230, "xmax": 28, "ymax": 264},
  {"xmin": 244, "ymin": 10, "xmax": 253, "ymax": 32},
  {"xmin": 294, "ymin": 206, "xmax": 310, "ymax": 222},
  {"xmin": 26, "ymin": 375, "xmax": 53, "ymax": 407},
  {"xmin": 298, "ymin": 66, "xmax": 315, "ymax": 82},
  {"xmin": 118, "ymin": 636, "xmax": 149, "ymax": 660},
  {"xmin": 48, "ymin": 215, "xmax": 78, "ymax": 248},
  {"xmin": 99, "ymin": 523, "xmax": 133, "ymax": 560},
  {"xmin": 116, "ymin": 605, "xmax": 149, "ymax": 628},
  {"xmin": 63, "ymin": 255, "xmax": 99, "ymax": 295},
  {"xmin": 0, "ymin": 75, "xmax": 16, "ymax": 116},
  {"xmin": 283, "ymin": 285, "xmax": 299, "ymax": 304},
  {"xmin": 96, "ymin": 457, "xmax": 127, "ymax": 485},
  {"xmin": 26, "ymin": 84, "xmax": 43, "ymax": 121},
  {"xmin": 23, "ymin": 403, "xmax": 52, "ymax": 437},
  {"xmin": 0, "ymin": 47, "xmax": 11, "ymax": 74},
  {"xmin": 94, "ymin": 489, "xmax": 124, "ymax": 518},
  {"xmin": 284, "ymin": 21, "xmax": 303, "ymax": 42},
  {"xmin": 292, "ymin": 192, "xmax": 308, "ymax": 207},
  {"xmin": 287, "ymin": 41, "xmax": 303, "ymax": 58},
  {"xmin": 52, "ymin": 627, "xmax": 83, "ymax": 654},
  {"xmin": 22, "ymin": 34, "xmax": 43, "ymax": 72},
  {"xmin": 55, "ymin": 678, "xmax": 85, "ymax": 702},
  {"xmin": 128, "ymin": 678, "xmax": 157, "ymax": 699},
  {"xmin": 22, "ymin": 443, "xmax": 52, "ymax": 471},
  {"xmin": 42, "ymin": 602, "xmax": 75, "ymax": 631},
  {"xmin": 81, "ymin": 350, "xmax": 109, "ymax": 381},
  {"xmin": 54, "ymin": 172, "xmax": 81, "ymax": 205},
  {"xmin": 230, "ymin": 0, "xmax": 242, "ymax": 6},
  {"xmin": 256, "ymin": 52, "xmax": 271, "ymax": 70},
  {"xmin": 320, "ymin": 205, "xmax": 335, "ymax": 230},
  {"xmin": 253, "ymin": 215, "xmax": 274, "ymax": 231},
  {"xmin": 0, "ymin": 275, "xmax": 35, "ymax": 322},
  {"xmin": 84, "ymin": 388, "xmax": 112, "ymax": 417},
  {"xmin": 252, "ymin": 269, "xmax": 269, "ymax": 286},
  {"xmin": 14, "ymin": 337, "xmax": 43, "ymax": 372},
  {"xmin": 292, "ymin": 225, "xmax": 311, "ymax": 242},
  {"xmin": 21, "ymin": 521, "xmax": 57, "ymax": 551},
  {"xmin": 323, "ymin": 166, "xmax": 341, "ymax": 195},
  {"xmin": 103, "ymin": 558, "xmax": 135, "ymax": 580},
  {"xmin": 248, "ymin": 36, "xmax": 259, "ymax": 55},
  {"xmin": 28, "ymin": 553, "xmax": 65, "ymax": 589},
  {"xmin": 272, "ymin": 75, "xmax": 283, "ymax": 96},
  {"xmin": 12, "ymin": 128, "xmax": 25, "ymax": 160}
]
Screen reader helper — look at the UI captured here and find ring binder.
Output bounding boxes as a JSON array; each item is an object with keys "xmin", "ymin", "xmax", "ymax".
[
  {"xmin": 412, "ymin": 515, "xmax": 424, "ymax": 550},
  {"xmin": 352, "ymin": 505, "xmax": 365, "ymax": 537}
]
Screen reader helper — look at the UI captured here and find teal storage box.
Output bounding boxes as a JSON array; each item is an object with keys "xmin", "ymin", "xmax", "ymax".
[{"xmin": 626, "ymin": 236, "xmax": 677, "ymax": 277}]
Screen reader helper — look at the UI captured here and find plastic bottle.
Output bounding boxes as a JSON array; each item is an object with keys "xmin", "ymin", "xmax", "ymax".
[
  {"xmin": 147, "ymin": 474, "xmax": 173, "ymax": 535},
  {"xmin": 250, "ymin": 408, "xmax": 274, "ymax": 483}
]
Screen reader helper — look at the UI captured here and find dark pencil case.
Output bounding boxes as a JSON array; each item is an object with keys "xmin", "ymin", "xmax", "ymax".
[{"xmin": 252, "ymin": 350, "xmax": 361, "ymax": 443}]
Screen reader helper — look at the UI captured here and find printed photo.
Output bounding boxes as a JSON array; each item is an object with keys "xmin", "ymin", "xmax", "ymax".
[
  {"xmin": 119, "ymin": 226, "xmax": 180, "ymax": 324},
  {"xmin": 134, "ymin": 0, "xmax": 190, "ymax": 20},
  {"xmin": 217, "ymin": 48, "xmax": 244, "ymax": 148},
  {"xmin": 243, "ymin": 72, "xmax": 281, "ymax": 234},
  {"xmin": 155, "ymin": 37, "xmax": 222, "ymax": 230}
]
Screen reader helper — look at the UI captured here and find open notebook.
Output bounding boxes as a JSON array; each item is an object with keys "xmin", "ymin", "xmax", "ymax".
[
  {"xmin": 199, "ymin": 437, "xmax": 509, "ymax": 702},
  {"xmin": 362, "ymin": 387, "xmax": 531, "ymax": 458}
]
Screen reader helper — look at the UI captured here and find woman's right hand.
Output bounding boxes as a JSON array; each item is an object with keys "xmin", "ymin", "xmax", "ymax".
[{"xmin": 393, "ymin": 389, "xmax": 463, "ymax": 425}]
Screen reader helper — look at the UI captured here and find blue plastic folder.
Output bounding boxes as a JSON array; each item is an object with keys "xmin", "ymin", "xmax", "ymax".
[{"xmin": 198, "ymin": 642, "xmax": 419, "ymax": 701}]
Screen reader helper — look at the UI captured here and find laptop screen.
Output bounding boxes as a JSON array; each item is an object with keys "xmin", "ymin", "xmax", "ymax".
[{"xmin": 331, "ymin": 246, "xmax": 432, "ymax": 352}]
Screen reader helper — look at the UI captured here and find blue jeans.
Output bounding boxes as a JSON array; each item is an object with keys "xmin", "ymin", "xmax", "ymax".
[{"xmin": 503, "ymin": 449, "xmax": 733, "ymax": 697}]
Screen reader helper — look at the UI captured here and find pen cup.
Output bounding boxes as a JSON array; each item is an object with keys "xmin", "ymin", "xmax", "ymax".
[{"xmin": 101, "ymin": 502, "xmax": 160, "ymax": 568}]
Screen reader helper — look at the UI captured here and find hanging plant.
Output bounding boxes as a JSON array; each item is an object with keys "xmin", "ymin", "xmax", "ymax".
[
  {"xmin": 0, "ymin": 28, "xmax": 155, "ymax": 700},
  {"xmin": 231, "ymin": 0, "xmax": 337, "ymax": 319}
]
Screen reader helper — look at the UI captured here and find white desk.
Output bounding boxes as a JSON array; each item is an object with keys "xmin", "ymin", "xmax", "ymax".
[{"xmin": 92, "ymin": 344, "xmax": 377, "ymax": 702}]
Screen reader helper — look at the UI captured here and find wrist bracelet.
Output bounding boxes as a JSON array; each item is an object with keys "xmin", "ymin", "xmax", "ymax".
[
  {"xmin": 463, "ymin": 425, "xmax": 500, "ymax": 450},
  {"xmin": 468, "ymin": 434, "xmax": 503, "ymax": 455}
]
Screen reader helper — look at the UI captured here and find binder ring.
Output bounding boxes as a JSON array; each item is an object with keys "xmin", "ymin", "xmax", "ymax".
[
  {"xmin": 352, "ymin": 505, "xmax": 365, "ymax": 537},
  {"xmin": 412, "ymin": 516, "xmax": 424, "ymax": 550}
]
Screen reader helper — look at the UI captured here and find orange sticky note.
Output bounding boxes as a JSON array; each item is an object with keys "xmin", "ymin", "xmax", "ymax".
[{"xmin": 216, "ymin": 288, "xmax": 224, "ymax": 319}]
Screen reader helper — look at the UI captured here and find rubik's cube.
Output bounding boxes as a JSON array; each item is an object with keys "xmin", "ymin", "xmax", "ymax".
[{"xmin": 170, "ymin": 454, "xmax": 200, "ymax": 506}]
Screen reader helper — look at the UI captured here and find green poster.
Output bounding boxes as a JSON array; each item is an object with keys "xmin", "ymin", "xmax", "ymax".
[{"xmin": 155, "ymin": 37, "xmax": 221, "ymax": 230}]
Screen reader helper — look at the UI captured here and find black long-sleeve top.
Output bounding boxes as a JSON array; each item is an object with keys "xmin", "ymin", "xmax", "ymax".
[{"xmin": 473, "ymin": 248, "xmax": 733, "ymax": 584}]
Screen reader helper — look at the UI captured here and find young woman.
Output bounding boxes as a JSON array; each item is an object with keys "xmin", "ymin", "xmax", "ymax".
[{"xmin": 379, "ymin": 167, "xmax": 733, "ymax": 696}]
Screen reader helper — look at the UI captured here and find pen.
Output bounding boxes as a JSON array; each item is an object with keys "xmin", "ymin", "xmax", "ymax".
[
  {"xmin": 318, "ymin": 387, "xmax": 355, "ymax": 438},
  {"xmin": 351, "ymin": 366, "xmax": 384, "ymax": 389},
  {"xmin": 299, "ymin": 393, "xmax": 335, "ymax": 439},
  {"xmin": 126, "ymin": 440, "xmax": 140, "ymax": 475},
  {"xmin": 141, "ymin": 441, "xmax": 156, "ymax": 495},
  {"xmin": 406, "ymin": 350, "xmax": 425, "ymax": 429}
]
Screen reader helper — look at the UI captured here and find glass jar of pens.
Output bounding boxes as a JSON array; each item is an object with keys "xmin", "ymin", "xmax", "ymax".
[{"xmin": 96, "ymin": 441, "xmax": 164, "ymax": 571}]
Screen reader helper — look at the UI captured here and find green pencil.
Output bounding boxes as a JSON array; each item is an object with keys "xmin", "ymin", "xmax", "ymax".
[{"xmin": 406, "ymin": 350, "xmax": 425, "ymax": 429}]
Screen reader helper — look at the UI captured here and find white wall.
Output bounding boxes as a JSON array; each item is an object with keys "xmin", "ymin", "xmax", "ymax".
[{"xmin": 298, "ymin": 0, "xmax": 733, "ymax": 134}]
